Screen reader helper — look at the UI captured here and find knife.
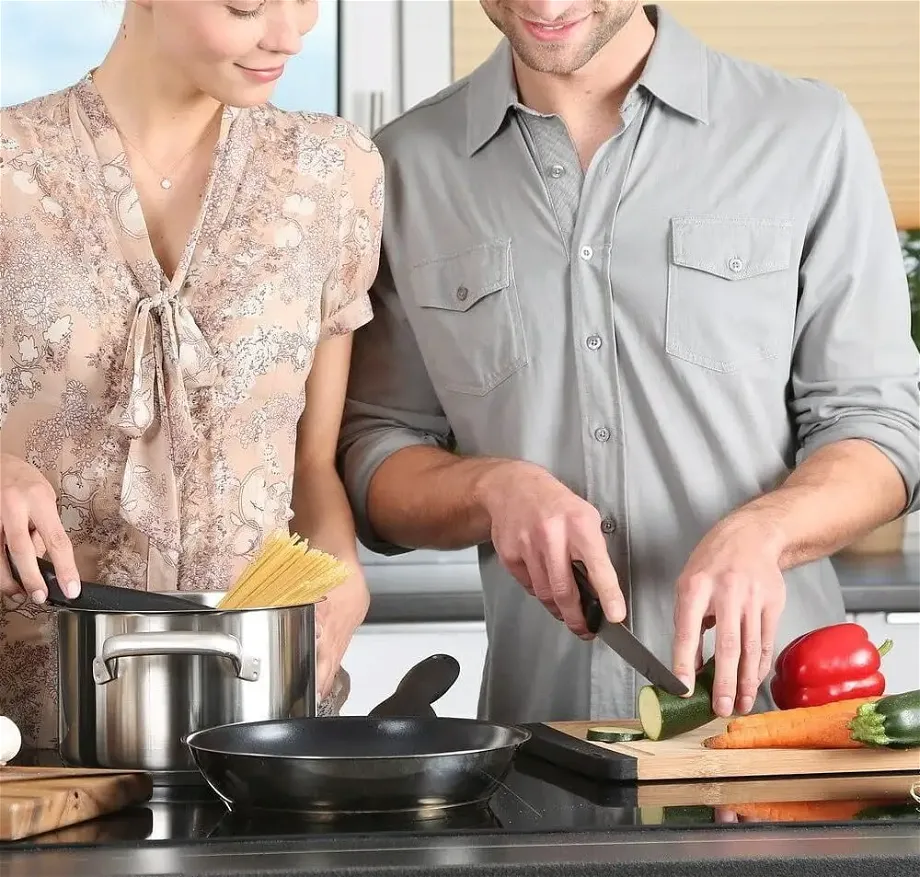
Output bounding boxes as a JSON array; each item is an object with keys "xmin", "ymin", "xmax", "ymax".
[{"xmin": 572, "ymin": 561, "xmax": 690, "ymax": 696}]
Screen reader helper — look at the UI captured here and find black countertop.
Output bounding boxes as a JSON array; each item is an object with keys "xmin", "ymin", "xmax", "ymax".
[
  {"xmin": 363, "ymin": 552, "xmax": 920, "ymax": 624},
  {"xmin": 3, "ymin": 751, "xmax": 919, "ymax": 877}
]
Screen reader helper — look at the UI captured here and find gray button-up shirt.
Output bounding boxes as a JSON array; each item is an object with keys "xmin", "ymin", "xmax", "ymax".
[{"xmin": 339, "ymin": 6, "xmax": 920, "ymax": 724}]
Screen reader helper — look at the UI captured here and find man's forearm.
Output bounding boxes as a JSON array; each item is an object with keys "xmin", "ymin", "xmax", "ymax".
[
  {"xmin": 365, "ymin": 446, "xmax": 525, "ymax": 550},
  {"xmin": 725, "ymin": 439, "xmax": 909, "ymax": 570}
]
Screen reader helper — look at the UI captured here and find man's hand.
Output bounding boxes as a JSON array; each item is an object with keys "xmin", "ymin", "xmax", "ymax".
[
  {"xmin": 314, "ymin": 573, "xmax": 370, "ymax": 701},
  {"xmin": 672, "ymin": 516, "xmax": 787, "ymax": 717},
  {"xmin": 476, "ymin": 462, "xmax": 626, "ymax": 636}
]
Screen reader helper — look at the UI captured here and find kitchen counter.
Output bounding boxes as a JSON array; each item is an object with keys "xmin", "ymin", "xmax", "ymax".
[
  {"xmin": 363, "ymin": 552, "xmax": 920, "ymax": 624},
  {"xmin": 2, "ymin": 751, "xmax": 919, "ymax": 877}
]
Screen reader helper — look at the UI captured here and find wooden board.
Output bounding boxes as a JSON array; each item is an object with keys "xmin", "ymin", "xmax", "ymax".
[
  {"xmin": 0, "ymin": 766, "xmax": 153, "ymax": 842},
  {"xmin": 521, "ymin": 718, "xmax": 920, "ymax": 782}
]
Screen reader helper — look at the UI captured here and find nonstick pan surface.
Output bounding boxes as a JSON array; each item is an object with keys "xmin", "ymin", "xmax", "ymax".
[{"xmin": 185, "ymin": 655, "xmax": 530, "ymax": 817}]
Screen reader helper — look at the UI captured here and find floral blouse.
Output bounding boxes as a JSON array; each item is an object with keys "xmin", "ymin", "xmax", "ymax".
[{"xmin": 0, "ymin": 75, "xmax": 383, "ymax": 747}]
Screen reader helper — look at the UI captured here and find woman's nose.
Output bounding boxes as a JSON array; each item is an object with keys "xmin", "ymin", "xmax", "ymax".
[{"xmin": 261, "ymin": 2, "xmax": 315, "ymax": 57}]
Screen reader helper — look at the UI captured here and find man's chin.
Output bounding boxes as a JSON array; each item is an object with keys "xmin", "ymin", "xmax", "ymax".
[{"xmin": 513, "ymin": 44, "xmax": 588, "ymax": 76}]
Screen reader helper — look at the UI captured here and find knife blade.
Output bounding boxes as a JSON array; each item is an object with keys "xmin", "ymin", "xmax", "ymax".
[{"xmin": 572, "ymin": 561, "xmax": 690, "ymax": 697}]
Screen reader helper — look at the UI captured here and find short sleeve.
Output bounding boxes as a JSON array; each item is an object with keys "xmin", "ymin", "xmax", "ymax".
[{"xmin": 320, "ymin": 125, "xmax": 384, "ymax": 341}]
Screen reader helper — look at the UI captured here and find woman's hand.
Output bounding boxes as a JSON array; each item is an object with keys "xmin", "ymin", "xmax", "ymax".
[
  {"xmin": 314, "ymin": 573, "xmax": 370, "ymax": 700},
  {"xmin": 0, "ymin": 453, "xmax": 80, "ymax": 605}
]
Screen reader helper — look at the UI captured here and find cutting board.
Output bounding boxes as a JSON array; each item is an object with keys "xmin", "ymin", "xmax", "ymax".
[
  {"xmin": 0, "ymin": 766, "xmax": 153, "ymax": 842},
  {"xmin": 521, "ymin": 718, "xmax": 920, "ymax": 782}
]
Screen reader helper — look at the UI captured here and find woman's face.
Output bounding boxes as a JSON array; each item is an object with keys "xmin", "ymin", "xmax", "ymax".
[{"xmin": 141, "ymin": 0, "xmax": 318, "ymax": 106}]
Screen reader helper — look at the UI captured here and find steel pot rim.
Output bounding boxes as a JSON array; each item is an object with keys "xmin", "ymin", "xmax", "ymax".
[{"xmin": 55, "ymin": 595, "xmax": 326, "ymax": 616}]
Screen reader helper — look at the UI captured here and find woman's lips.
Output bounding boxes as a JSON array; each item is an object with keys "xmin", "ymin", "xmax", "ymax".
[
  {"xmin": 520, "ymin": 16, "xmax": 587, "ymax": 42},
  {"xmin": 237, "ymin": 64, "xmax": 285, "ymax": 84}
]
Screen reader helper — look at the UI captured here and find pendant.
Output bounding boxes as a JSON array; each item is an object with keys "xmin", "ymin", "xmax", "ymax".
[{"xmin": 160, "ymin": 178, "xmax": 172, "ymax": 190}]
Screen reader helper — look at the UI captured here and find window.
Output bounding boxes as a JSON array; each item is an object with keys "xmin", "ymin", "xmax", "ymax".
[{"xmin": 0, "ymin": 0, "xmax": 340, "ymax": 115}]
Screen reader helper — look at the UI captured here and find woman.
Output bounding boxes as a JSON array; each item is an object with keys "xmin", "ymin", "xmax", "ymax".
[{"xmin": 0, "ymin": 0, "xmax": 383, "ymax": 748}]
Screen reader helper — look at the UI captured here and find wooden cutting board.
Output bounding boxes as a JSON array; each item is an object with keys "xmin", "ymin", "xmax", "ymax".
[
  {"xmin": 0, "ymin": 766, "xmax": 153, "ymax": 842},
  {"xmin": 521, "ymin": 718, "xmax": 920, "ymax": 782}
]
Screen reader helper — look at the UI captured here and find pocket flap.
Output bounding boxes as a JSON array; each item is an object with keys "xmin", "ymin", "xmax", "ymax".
[
  {"xmin": 412, "ymin": 240, "xmax": 511, "ymax": 313},
  {"xmin": 671, "ymin": 216, "xmax": 792, "ymax": 281}
]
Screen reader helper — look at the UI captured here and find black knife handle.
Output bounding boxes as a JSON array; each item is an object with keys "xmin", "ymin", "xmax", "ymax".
[{"xmin": 572, "ymin": 562, "xmax": 604, "ymax": 634}]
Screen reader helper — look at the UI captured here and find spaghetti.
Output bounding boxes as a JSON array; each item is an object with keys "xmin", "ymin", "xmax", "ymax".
[{"xmin": 217, "ymin": 531, "xmax": 351, "ymax": 610}]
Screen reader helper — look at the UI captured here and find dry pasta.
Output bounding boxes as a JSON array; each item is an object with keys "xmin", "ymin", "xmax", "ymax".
[{"xmin": 217, "ymin": 531, "xmax": 350, "ymax": 610}]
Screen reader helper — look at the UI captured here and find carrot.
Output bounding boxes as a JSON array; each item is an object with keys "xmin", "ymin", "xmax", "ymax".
[
  {"xmin": 703, "ymin": 699, "xmax": 872, "ymax": 749},
  {"xmin": 725, "ymin": 697, "xmax": 878, "ymax": 734},
  {"xmin": 725, "ymin": 800, "xmax": 880, "ymax": 823}
]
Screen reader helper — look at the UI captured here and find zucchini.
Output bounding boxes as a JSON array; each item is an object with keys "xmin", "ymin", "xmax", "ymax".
[
  {"xmin": 640, "ymin": 805, "xmax": 715, "ymax": 826},
  {"xmin": 854, "ymin": 803, "xmax": 920, "ymax": 822},
  {"xmin": 586, "ymin": 725, "xmax": 646, "ymax": 743},
  {"xmin": 638, "ymin": 657, "xmax": 716, "ymax": 741},
  {"xmin": 848, "ymin": 689, "xmax": 920, "ymax": 749}
]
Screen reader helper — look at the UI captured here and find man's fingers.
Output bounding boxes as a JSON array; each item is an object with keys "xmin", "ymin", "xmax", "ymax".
[
  {"xmin": 540, "ymin": 531, "xmax": 588, "ymax": 636},
  {"xmin": 519, "ymin": 545, "xmax": 564, "ymax": 623},
  {"xmin": 576, "ymin": 536, "xmax": 625, "ymax": 624},
  {"xmin": 712, "ymin": 577, "xmax": 744, "ymax": 718},
  {"xmin": 736, "ymin": 607, "xmax": 762, "ymax": 714},
  {"xmin": 30, "ymin": 505, "xmax": 79, "ymax": 598},
  {"xmin": 673, "ymin": 574, "xmax": 710, "ymax": 695},
  {"xmin": 759, "ymin": 600, "xmax": 782, "ymax": 684}
]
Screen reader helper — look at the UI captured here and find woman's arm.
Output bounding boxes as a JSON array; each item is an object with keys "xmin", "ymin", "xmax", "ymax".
[{"xmin": 290, "ymin": 333, "xmax": 370, "ymax": 700}]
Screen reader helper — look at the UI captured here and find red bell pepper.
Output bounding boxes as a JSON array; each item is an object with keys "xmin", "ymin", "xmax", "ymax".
[{"xmin": 770, "ymin": 622, "xmax": 893, "ymax": 710}]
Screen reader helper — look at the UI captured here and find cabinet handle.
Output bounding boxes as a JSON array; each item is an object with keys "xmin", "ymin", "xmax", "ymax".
[{"xmin": 885, "ymin": 612, "xmax": 920, "ymax": 624}]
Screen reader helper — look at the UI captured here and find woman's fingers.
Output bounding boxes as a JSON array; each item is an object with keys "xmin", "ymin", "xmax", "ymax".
[
  {"xmin": 0, "ymin": 530, "xmax": 27, "ymax": 604},
  {"xmin": 29, "ymin": 503, "xmax": 79, "ymax": 598}
]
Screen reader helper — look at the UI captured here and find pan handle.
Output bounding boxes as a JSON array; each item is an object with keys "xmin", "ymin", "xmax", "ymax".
[{"xmin": 92, "ymin": 631, "xmax": 261, "ymax": 684}]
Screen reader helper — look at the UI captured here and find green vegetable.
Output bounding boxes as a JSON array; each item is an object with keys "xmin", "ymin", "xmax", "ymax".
[
  {"xmin": 848, "ymin": 689, "xmax": 920, "ymax": 749},
  {"xmin": 640, "ymin": 805, "xmax": 715, "ymax": 825},
  {"xmin": 586, "ymin": 725, "xmax": 646, "ymax": 743},
  {"xmin": 854, "ymin": 803, "xmax": 920, "ymax": 822},
  {"xmin": 638, "ymin": 658, "xmax": 716, "ymax": 741}
]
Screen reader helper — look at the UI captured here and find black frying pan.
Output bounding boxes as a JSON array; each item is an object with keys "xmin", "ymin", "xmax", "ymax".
[{"xmin": 184, "ymin": 654, "xmax": 531, "ymax": 818}]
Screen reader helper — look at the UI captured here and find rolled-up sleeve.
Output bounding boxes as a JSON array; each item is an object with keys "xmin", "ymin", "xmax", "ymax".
[
  {"xmin": 791, "ymin": 93, "xmax": 920, "ymax": 512},
  {"xmin": 337, "ymin": 245, "xmax": 454, "ymax": 554}
]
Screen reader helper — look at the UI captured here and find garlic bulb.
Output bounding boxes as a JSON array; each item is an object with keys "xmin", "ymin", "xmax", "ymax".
[{"xmin": 0, "ymin": 715, "xmax": 22, "ymax": 766}]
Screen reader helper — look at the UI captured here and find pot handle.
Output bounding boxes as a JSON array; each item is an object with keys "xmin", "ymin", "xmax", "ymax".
[{"xmin": 92, "ymin": 631, "xmax": 261, "ymax": 685}]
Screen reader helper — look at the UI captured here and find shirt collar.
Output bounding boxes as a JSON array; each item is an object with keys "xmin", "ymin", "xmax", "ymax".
[{"xmin": 465, "ymin": 4, "xmax": 709, "ymax": 157}]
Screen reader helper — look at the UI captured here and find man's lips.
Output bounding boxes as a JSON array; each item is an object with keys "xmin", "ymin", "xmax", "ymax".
[{"xmin": 520, "ymin": 15, "xmax": 588, "ymax": 42}]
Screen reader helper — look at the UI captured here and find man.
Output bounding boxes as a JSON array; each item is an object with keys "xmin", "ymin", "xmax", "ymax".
[{"xmin": 338, "ymin": 2, "xmax": 919, "ymax": 724}]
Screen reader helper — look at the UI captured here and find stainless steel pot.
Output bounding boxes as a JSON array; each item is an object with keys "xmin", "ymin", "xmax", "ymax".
[{"xmin": 57, "ymin": 593, "xmax": 316, "ymax": 779}]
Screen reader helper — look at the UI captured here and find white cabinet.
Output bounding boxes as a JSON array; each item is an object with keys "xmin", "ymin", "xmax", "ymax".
[
  {"xmin": 848, "ymin": 612, "xmax": 920, "ymax": 695},
  {"xmin": 341, "ymin": 622, "xmax": 488, "ymax": 718}
]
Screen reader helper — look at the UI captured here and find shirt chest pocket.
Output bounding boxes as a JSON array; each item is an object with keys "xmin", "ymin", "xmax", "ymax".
[
  {"xmin": 666, "ymin": 216, "xmax": 795, "ymax": 374},
  {"xmin": 409, "ymin": 239, "xmax": 527, "ymax": 396}
]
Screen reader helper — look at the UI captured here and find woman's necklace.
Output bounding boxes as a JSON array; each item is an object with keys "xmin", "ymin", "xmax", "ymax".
[{"xmin": 113, "ymin": 111, "xmax": 221, "ymax": 191}]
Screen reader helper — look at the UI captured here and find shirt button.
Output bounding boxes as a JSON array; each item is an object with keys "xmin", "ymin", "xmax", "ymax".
[
  {"xmin": 580, "ymin": 245, "xmax": 594, "ymax": 261},
  {"xmin": 601, "ymin": 517, "xmax": 617, "ymax": 535},
  {"xmin": 594, "ymin": 427, "xmax": 610, "ymax": 443},
  {"xmin": 728, "ymin": 257, "xmax": 744, "ymax": 273},
  {"xmin": 549, "ymin": 164, "xmax": 566, "ymax": 178},
  {"xmin": 585, "ymin": 334, "xmax": 602, "ymax": 351},
  {"xmin": 456, "ymin": 285, "xmax": 469, "ymax": 302}
]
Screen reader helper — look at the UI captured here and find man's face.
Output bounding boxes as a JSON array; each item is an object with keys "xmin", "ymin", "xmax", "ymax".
[{"xmin": 479, "ymin": 0, "xmax": 640, "ymax": 74}]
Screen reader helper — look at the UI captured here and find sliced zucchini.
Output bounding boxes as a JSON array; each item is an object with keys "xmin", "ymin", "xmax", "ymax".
[
  {"xmin": 586, "ymin": 725, "xmax": 646, "ymax": 743},
  {"xmin": 638, "ymin": 658, "xmax": 717, "ymax": 741}
]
